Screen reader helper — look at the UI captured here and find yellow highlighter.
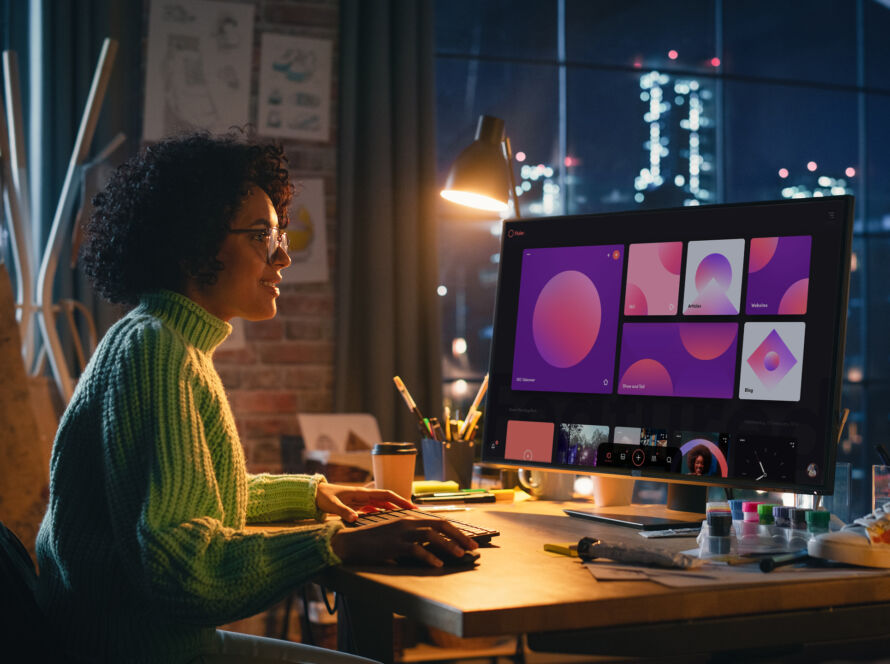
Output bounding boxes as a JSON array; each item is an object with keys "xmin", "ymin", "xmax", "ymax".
[{"xmin": 544, "ymin": 543, "xmax": 578, "ymax": 557}]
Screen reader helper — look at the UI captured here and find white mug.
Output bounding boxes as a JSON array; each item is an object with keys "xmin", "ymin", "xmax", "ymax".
[{"xmin": 518, "ymin": 469, "xmax": 575, "ymax": 501}]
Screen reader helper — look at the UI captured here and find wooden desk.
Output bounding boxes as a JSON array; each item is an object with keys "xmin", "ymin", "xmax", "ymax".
[{"xmin": 319, "ymin": 498, "xmax": 890, "ymax": 663}]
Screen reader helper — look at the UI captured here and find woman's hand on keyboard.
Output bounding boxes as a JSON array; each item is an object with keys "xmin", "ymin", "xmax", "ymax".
[
  {"xmin": 316, "ymin": 482, "xmax": 415, "ymax": 523},
  {"xmin": 330, "ymin": 517, "xmax": 478, "ymax": 567}
]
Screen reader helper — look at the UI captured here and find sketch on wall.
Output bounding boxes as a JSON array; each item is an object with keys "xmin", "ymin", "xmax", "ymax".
[
  {"xmin": 143, "ymin": 0, "xmax": 254, "ymax": 141},
  {"xmin": 258, "ymin": 33, "xmax": 332, "ymax": 141},
  {"xmin": 283, "ymin": 179, "xmax": 329, "ymax": 284}
]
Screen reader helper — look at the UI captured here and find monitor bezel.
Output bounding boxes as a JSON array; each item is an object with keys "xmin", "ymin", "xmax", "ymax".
[{"xmin": 481, "ymin": 196, "xmax": 854, "ymax": 495}]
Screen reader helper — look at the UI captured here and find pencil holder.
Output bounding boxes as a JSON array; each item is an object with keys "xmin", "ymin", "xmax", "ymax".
[{"xmin": 421, "ymin": 437, "xmax": 475, "ymax": 489}]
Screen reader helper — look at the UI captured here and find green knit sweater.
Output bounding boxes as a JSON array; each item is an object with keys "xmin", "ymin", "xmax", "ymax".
[{"xmin": 35, "ymin": 290, "xmax": 342, "ymax": 663}]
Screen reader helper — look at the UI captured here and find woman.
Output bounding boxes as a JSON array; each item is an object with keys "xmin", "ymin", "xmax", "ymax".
[
  {"xmin": 687, "ymin": 446, "xmax": 712, "ymax": 476},
  {"xmin": 35, "ymin": 132, "xmax": 475, "ymax": 664}
]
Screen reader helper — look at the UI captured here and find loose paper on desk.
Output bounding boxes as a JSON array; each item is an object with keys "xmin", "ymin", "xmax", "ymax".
[{"xmin": 585, "ymin": 561, "xmax": 889, "ymax": 588}]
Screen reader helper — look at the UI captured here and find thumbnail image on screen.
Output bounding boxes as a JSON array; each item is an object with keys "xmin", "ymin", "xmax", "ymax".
[
  {"xmin": 641, "ymin": 427, "xmax": 669, "ymax": 447},
  {"xmin": 614, "ymin": 426, "xmax": 641, "ymax": 445},
  {"xmin": 504, "ymin": 420, "xmax": 554, "ymax": 463},
  {"xmin": 512, "ymin": 245, "xmax": 623, "ymax": 394},
  {"xmin": 555, "ymin": 423, "xmax": 609, "ymax": 466},
  {"xmin": 676, "ymin": 431, "xmax": 730, "ymax": 478}
]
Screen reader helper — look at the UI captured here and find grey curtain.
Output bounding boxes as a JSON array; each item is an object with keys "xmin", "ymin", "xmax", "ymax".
[
  {"xmin": 39, "ymin": 1, "xmax": 143, "ymax": 337},
  {"xmin": 335, "ymin": 0, "xmax": 442, "ymax": 443}
]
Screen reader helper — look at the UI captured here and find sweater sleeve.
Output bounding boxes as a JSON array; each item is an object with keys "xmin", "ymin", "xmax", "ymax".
[
  {"xmin": 246, "ymin": 473, "xmax": 327, "ymax": 523},
  {"xmin": 101, "ymin": 324, "xmax": 342, "ymax": 626}
]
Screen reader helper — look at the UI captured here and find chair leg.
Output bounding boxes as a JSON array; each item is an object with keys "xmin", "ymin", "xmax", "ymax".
[{"xmin": 280, "ymin": 590, "xmax": 295, "ymax": 640}]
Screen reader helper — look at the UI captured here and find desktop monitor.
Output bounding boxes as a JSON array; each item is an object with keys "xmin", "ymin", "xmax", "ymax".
[{"xmin": 481, "ymin": 196, "xmax": 854, "ymax": 513}]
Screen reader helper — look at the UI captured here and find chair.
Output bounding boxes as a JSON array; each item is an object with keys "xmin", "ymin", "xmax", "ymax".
[{"xmin": 0, "ymin": 520, "xmax": 63, "ymax": 659}]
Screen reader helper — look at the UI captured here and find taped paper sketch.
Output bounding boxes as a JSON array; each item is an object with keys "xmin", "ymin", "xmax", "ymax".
[
  {"xmin": 143, "ymin": 0, "xmax": 254, "ymax": 140},
  {"xmin": 282, "ymin": 179, "xmax": 329, "ymax": 284},
  {"xmin": 258, "ymin": 33, "xmax": 332, "ymax": 141}
]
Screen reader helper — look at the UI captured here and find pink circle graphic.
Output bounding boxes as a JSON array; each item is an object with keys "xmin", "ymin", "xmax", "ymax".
[
  {"xmin": 694, "ymin": 253, "xmax": 733, "ymax": 293},
  {"xmin": 624, "ymin": 282, "xmax": 648, "ymax": 315},
  {"xmin": 764, "ymin": 351, "xmax": 781, "ymax": 371},
  {"xmin": 778, "ymin": 278, "xmax": 809, "ymax": 315},
  {"xmin": 678, "ymin": 324, "xmax": 737, "ymax": 361},
  {"xmin": 532, "ymin": 270, "xmax": 602, "ymax": 368},
  {"xmin": 749, "ymin": 237, "xmax": 779, "ymax": 273},
  {"xmin": 658, "ymin": 242, "xmax": 683, "ymax": 275},
  {"xmin": 619, "ymin": 359, "xmax": 673, "ymax": 395}
]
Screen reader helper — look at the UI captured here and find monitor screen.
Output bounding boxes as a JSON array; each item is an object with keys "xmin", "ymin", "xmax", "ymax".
[{"xmin": 481, "ymin": 196, "xmax": 854, "ymax": 495}]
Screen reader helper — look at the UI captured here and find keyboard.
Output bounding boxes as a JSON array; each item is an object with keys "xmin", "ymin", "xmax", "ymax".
[{"xmin": 344, "ymin": 508, "xmax": 500, "ymax": 543}]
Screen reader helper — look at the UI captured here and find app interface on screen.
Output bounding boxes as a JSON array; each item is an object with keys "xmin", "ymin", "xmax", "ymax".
[
  {"xmin": 511, "ymin": 245, "xmax": 623, "ymax": 394},
  {"xmin": 487, "ymin": 206, "xmax": 846, "ymax": 491}
]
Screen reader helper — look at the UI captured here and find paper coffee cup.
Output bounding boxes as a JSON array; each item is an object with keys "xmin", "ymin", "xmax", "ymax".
[
  {"xmin": 592, "ymin": 476, "xmax": 635, "ymax": 507},
  {"xmin": 371, "ymin": 442, "xmax": 417, "ymax": 499}
]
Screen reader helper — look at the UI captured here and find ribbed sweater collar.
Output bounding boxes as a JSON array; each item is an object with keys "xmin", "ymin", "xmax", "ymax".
[{"xmin": 138, "ymin": 290, "xmax": 232, "ymax": 353}]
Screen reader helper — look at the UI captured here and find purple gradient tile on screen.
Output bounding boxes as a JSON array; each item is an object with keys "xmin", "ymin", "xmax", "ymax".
[
  {"xmin": 617, "ymin": 323, "xmax": 738, "ymax": 399},
  {"xmin": 746, "ymin": 236, "xmax": 812, "ymax": 315},
  {"xmin": 512, "ymin": 245, "xmax": 623, "ymax": 393}
]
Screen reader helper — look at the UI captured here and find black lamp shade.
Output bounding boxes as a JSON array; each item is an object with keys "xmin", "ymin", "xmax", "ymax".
[{"xmin": 441, "ymin": 115, "xmax": 512, "ymax": 212}]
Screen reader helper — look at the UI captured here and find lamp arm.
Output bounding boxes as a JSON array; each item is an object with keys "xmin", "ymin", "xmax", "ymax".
[{"xmin": 502, "ymin": 136, "xmax": 521, "ymax": 219}]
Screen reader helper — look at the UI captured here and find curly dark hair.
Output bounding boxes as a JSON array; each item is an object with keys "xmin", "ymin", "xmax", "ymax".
[
  {"xmin": 687, "ymin": 446, "xmax": 713, "ymax": 475},
  {"xmin": 82, "ymin": 131, "xmax": 293, "ymax": 304}
]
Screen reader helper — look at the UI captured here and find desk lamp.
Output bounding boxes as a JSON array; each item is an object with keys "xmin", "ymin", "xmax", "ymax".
[{"xmin": 440, "ymin": 114, "xmax": 521, "ymax": 218}]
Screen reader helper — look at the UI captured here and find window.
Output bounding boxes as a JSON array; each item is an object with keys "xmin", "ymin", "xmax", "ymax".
[{"xmin": 435, "ymin": 0, "xmax": 890, "ymax": 516}]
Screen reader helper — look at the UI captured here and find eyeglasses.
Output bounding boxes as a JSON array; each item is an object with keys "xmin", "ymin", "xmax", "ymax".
[{"xmin": 229, "ymin": 227, "xmax": 289, "ymax": 262}]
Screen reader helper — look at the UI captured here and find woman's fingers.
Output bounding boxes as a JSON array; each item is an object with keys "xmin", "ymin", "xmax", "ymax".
[
  {"xmin": 423, "ymin": 526, "xmax": 468, "ymax": 559},
  {"xmin": 332, "ymin": 515, "xmax": 479, "ymax": 565}
]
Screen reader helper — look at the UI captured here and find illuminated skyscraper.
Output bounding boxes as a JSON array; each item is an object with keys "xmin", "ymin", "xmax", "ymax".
[{"xmin": 635, "ymin": 71, "xmax": 716, "ymax": 208}]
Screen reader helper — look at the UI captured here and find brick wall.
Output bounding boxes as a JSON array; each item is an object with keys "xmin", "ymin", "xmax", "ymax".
[
  {"xmin": 193, "ymin": 0, "xmax": 341, "ymax": 475},
  {"xmin": 137, "ymin": 0, "xmax": 342, "ymax": 640}
]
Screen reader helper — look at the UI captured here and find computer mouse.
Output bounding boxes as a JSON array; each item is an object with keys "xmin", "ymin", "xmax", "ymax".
[
  {"xmin": 396, "ymin": 543, "xmax": 481, "ymax": 568},
  {"xmin": 436, "ymin": 547, "xmax": 481, "ymax": 568}
]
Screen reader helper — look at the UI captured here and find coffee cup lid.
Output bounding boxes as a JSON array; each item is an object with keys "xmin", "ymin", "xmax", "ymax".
[{"xmin": 372, "ymin": 442, "xmax": 417, "ymax": 455}]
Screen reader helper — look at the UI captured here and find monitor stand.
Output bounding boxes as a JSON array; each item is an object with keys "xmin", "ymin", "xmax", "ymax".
[{"xmin": 564, "ymin": 479, "xmax": 707, "ymax": 531}]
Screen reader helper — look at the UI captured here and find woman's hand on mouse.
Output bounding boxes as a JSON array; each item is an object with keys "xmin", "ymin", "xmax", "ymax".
[{"xmin": 330, "ymin": 518, "xmax": 478, "ymax": 567}]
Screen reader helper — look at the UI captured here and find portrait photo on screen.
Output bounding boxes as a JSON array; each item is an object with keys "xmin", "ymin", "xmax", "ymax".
[
  {"xmin": 682, "ymin": 238, "xmax": 745, "ymax": 315},
  {"xmin": 677, "ymin": 431, "xmax": 730, "ymax": 478},
  {"xmin": 512, "ymin": 245, "xmax": 623, "ymax": 394}
]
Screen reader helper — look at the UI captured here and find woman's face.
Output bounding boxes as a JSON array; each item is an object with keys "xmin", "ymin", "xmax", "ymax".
[
  {"xmin": 692, "ymin": 454, "xmax": 705, "ymax": 475},
  {"xmin": 186, "ymin": 187, "xmax": 290, "ymax": 321}
]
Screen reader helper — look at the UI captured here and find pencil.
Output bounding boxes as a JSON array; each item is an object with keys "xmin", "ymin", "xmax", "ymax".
[
  {"xmin": 393, "ymin": 376, "xmax": 430, "ymax": 435},
  {"xmin": 463, "ymin": 410, "xmax": 483, "ymax": 442},
  {"xmin": 458, "ymin": 374, "xmax": 488, "ymax": 439}
]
